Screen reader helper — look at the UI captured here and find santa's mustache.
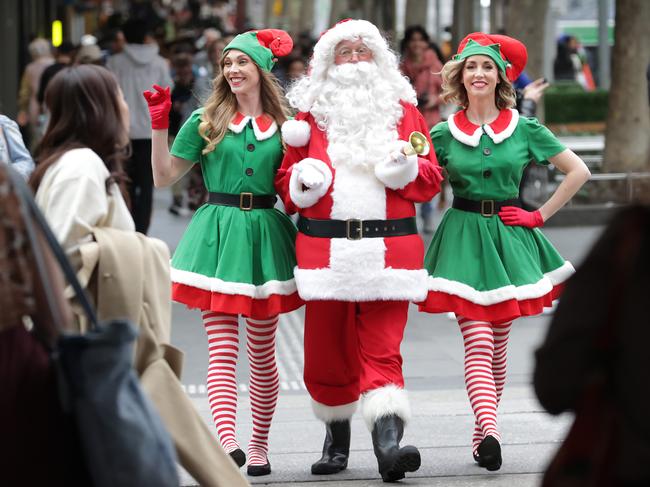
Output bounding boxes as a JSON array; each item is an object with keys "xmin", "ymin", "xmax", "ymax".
[{"xmin": 326, "ymin": 61, "xmax": 379, "ymax": 86}]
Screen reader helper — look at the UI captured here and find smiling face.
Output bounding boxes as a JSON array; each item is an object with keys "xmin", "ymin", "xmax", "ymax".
[
  {"xmin": 222, "ymin": 49, "xmax": 261, "ymax": 95},
  {"xmin": 462, "ymin": 54, "xmax": 499, "ymax": 99}
]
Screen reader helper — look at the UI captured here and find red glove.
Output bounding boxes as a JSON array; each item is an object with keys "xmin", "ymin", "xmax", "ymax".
[
  {"xmin": 498, "ymin": 206, "xmax": 544, "ymax": 228},
  {"xmin": 143, "ymin": 84, "xmax": 171, "ymax": 130}
]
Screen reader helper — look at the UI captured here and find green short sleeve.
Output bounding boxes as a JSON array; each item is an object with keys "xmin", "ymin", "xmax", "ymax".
[
  {"xmin": 525, "ymin": 117, "xmax": 566, "ymax": 165},
  {"xmin": 170, "ymin": 108, "xmax": 205, "ymax": 163},
  {"xmin": 430, "ymin": 122, "xmax": 449, "ymax": 166}
]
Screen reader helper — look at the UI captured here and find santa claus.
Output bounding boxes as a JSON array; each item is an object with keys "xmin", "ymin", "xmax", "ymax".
[{"xmin": 275, "ymin": 19, "xmax": 442, "ymax": 482}]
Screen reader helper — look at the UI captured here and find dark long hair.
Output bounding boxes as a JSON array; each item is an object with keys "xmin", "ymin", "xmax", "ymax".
[
  {"xmin": 30, "ymin": 65, "xmax": 129, "ymax": 197},
  {"xmin": 400, "ymin": 25, "xmax": 445, "ymax": 62}
]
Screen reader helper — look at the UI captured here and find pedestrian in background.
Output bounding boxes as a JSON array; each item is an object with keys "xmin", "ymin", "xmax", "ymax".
[
  {"xmin": 17, "ymin": 38, "xmax": 54, "ymax": 150},
  {"xmin": 0, "ymin": 114, "xmax": 34, "ymax": 179},
  {"xmin": 400, "ymin": 25, "xmax": 446, "ymax": 234},
  {"xmin": 145, "ymin": 29, "xmax": 301, "ymax": 477},
  {"xmin": 37, "ymin": 41, "xmax": 77, "ymax": 108},
  {"xmin": 168, "ymin": 52, "xmax": 200, "ymax": 216},
  {"xmin": 419, "ymin": 32, "xmax": 591, "ymax": 471},
  {"xmin": 107, "ymin": 18, "xmax": 173, "ymax": 234}
]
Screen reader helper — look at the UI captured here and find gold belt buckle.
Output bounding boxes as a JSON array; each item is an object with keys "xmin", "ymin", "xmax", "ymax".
[
  {"xmin": 346, "ymin": 219, "xmax": 363, "ymax": 240},
  {"xmin": 480, "ymin": 200, "xmax": 495, "ymax": 217},
  {"xmin": 239, "ymin": 192, "xmax": 253, "ymax": 211}
]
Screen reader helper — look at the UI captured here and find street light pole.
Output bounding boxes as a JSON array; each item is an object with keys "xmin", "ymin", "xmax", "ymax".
[{"xmin": 597, "ymin": 0, "xmax": 611, "ymax": 90}]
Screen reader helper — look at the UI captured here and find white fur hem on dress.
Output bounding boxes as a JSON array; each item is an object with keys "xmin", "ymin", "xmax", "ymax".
[
  {"xmin": 171, "ymin": 267, "xmax": 297, "ymax": 299},
  {"xmin": 425, "ymin": 260, "xmax": 575, "ymax": 305}
]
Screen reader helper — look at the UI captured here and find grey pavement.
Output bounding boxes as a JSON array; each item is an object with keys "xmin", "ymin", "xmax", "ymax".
[{"xmin": 148, "ymin": 188, "xmax": 604, "ymax": 487}]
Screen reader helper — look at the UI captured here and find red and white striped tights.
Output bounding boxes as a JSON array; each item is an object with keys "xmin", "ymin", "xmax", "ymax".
[
  {"xmin": 457, "ymin": 317, "xmax": 512, "ymax": 453},
  {"xmin": 202, "ymin": 312, "xmax": 280, "ymax": 466}
]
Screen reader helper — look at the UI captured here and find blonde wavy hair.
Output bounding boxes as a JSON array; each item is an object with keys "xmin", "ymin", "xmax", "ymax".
[
  {"xmin": 440, "ymin": 58, "xmax": 516, "ymax": 110},
  {"xmin": 198, "ymin": 61, "xmax": 292, "ymax": 154}
]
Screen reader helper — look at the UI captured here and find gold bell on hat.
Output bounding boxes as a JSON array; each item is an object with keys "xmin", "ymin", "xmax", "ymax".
[{"xmin": 402, "ymin": 131, "xmax": 430, "ymax": 156}]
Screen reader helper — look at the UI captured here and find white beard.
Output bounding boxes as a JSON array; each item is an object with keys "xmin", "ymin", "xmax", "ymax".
[{"xmin": 309, "ymin": 62, "xmax": 405, "ymax": 171}]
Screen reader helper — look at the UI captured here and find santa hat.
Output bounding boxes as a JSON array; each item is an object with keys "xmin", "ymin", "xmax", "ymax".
[
  {"xmin": 309, "ymin": 19, "xmax": 390, "ymax": 80},
  {"xmin": 454, "ymin": 32, "xmax": 527, "ymax": 81},
  {"xmin": 223, "ymin": 29, "xmax": 293, "ymax": 72}
]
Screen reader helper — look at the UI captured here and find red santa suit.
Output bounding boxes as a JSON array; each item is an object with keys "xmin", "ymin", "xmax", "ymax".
[{"xmin": 275, "ymin": 101, "xmax": 442, "ymax": 425}]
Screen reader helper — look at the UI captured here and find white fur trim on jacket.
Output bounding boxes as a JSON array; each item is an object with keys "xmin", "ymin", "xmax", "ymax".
[
  {"xmin": 425, "ymin": 260, "xmax": 575, "ymax": 305},
  {"xmin": 312, "ymin": 399, "xmax": 358, "ymax": 423},
  {"xmin": 281, "ymin": 119, "xmax": 311, "ymax": 147},
  {"xmin": 289, "ymin": 158, "xmax": 333, "ymax": 209},
  {"xmin": 374, "ymin": 145, "xmax": 419, "ymax": 190},
  {"xmin": 295, "ymin": 266, "xmax": 429, "ymax": 302},
  {"xmin": 171, "ymin": 267, "xmax": 297, "ymax": 298},
  {"xmin": 361, "ymin": 384, "xmax": 411, "ymax": 431}
]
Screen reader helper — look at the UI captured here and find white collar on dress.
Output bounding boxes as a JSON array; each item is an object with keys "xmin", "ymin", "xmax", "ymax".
[
  {"xmin": 447, "ymin": 108, "xmax": 519, "ymax": 147},
  {"xmin": 228, "ymin": 113, "xmax": 278, "ymax": 141}
]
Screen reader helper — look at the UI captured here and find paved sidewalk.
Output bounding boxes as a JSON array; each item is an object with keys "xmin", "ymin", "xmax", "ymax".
[{"xmin": 179, "ymin": 387, "xmax": 570, "ymax": 486}]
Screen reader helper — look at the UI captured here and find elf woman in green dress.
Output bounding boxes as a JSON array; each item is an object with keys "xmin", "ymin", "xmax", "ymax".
[
  {"xmin": 144, "ymin": 30, "xmax": 302, "ymax": 477},
  {"xmin": 420, "ymin": 33, "xmax": 591, "ymax": 471}
]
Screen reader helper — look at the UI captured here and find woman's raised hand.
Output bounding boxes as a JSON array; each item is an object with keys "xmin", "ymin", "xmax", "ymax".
[{"xmin": 143, "ymin": 84, "xmax": 172, "ymax": 130}]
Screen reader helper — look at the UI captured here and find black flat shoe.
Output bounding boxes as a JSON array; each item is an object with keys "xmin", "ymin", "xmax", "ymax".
[
  {"xmin": 473, "ymin": 451, "xmax": 480, "ymax": 463},
  {"xmin": 229, "ymin": 448, "xmax": 246, "ymax": 468},
  {"xmin": 247, "ymin": 461, "xmax": 271, "ymax": 476},
  {"xmin": 476, "ymin": 435, "xmax": 502, "ymax": 471}
]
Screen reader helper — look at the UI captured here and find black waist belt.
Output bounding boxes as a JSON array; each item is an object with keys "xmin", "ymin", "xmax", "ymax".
[
  {"xmin": 207, "ymin": 192, "xmax": 276, "ymax": 210},
  {"xmin": 452, "ymin": 196, "xmax": 521, "ymax": 217},
  {"xmin": 298, "ymin": 216, "xmax": 418, "ymax": 240}
]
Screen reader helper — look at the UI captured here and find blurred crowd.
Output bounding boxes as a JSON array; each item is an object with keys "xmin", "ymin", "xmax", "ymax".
[{"xmin": 6, "ymin": 3, "xmax": 596, "ymax": 235}]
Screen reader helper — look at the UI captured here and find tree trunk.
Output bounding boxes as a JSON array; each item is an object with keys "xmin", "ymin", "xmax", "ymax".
[
  {"xmin": 503, "ymin": 0, "xmax": 548, "ymax": 79},
  {"xmin": 603, "ymin": 0, "xmax": 650, "ymax": 172},
  {"xmin": 405, "ymin": 0, "xmax": 428, "ymax": 30},
  {"xmin": 452, "ymin": 0, "xmax": 476, "ymax": 51}
]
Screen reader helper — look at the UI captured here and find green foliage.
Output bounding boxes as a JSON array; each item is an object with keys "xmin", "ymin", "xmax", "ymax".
[{"xmin": 544, "ymin": 83, "xmax": 609, "ymax": 124}]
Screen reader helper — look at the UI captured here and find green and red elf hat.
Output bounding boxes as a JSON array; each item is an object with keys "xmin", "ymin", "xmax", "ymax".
[
  {"xmin": 223, "ymin": 29, "xmax": 293, "ymax": 72},
  {"xmin": 454, "ymin": 32, "xmax": 527, "ymax": 81}
]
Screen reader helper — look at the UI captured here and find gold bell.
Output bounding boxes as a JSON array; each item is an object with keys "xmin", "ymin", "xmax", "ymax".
[{"xmin": 408, "ymin": 131, "xmax": 429, "ymax": 155}]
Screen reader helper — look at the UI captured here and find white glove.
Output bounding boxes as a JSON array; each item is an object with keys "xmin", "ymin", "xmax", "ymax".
[
  {"xmin": 387, "ymin": 141, "xmax": 413, "ymax": 166},
  {"xmin": 298, "ymin": 163, "xmax": 325, "ymax": 188}
]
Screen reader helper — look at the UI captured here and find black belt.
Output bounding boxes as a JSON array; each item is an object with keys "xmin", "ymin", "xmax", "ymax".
[
  {"xmin": 207, "ymin": 192, "xmax": 276, "ymax": 210},
  {"xmin": 298, "ymin": 216, "xmax": 418, "ymax": 240},
  {"xmin": 452, "ymin": 196, "xmax": 521, "ymax": 217}
]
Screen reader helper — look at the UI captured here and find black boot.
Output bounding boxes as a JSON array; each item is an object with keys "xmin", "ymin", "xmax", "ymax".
[
  {"xmin": 229, "ymin": 448, "xmax": 246, "ymax": 468},
  {"xmin": 371, "ymin": 415, "xmax": 421, "ymax": 482},
  {"xmin": 476, "ymin": 435, "xmax": 502, "ymax": 471},
  {"xmin": 311, "ymin": 420, "xmax": 350, "ymax": 475}
]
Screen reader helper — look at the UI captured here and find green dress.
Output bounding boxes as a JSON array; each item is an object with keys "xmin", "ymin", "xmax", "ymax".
[
  {"xmin": 420, "ymin": 108, "xmax": 574, "ymax": 323},
  {"xmin": 169, "ymin": 109, "xmax": 301, "ymax": 318}
]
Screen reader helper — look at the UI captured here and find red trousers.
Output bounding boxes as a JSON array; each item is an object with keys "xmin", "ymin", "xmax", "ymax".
[{"xmin": 304, "ymin": 300, "xmax": 409, "ymax": 407}]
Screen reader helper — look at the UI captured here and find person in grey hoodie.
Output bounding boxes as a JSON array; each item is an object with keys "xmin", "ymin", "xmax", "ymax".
[{"xmin": 107, "ymin": 18, "xmax": 173, "ymax": 234}]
